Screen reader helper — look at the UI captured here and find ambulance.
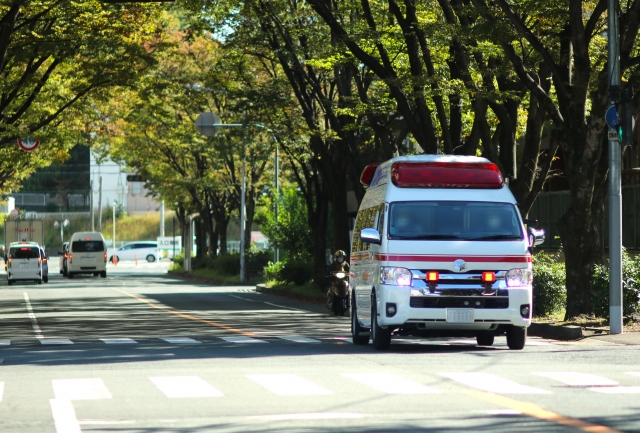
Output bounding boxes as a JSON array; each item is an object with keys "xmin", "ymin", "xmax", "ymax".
[{"xmin": 350, "ymin": 155, "xmax": 545, "ymax": 350}]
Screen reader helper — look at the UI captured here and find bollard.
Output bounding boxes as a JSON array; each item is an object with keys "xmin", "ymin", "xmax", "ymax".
[
  {"xmin": 135, "ymin": 254, "xmax": 138, "ymax": 266},
  {"xmin": 112, "ymin": 255, "xmax": 118, "ymax": 266}
]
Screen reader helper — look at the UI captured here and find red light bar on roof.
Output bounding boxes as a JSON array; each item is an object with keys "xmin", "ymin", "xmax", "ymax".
[
  {"xmin": 360, "ymin": 163, "xmax": 379, "ymax": 187},
  {"xmin": 85, "ymin": 238, "xmax": 91, "ymax": 240},
  {"xmin": 391, "ymin": 162, "xmax": 504, "ymax": 188}
]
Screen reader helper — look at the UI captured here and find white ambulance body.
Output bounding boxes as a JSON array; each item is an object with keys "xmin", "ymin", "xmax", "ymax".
[{"xmin": 350, "ymin": 155, "xmax": 545, "ymax": 350}]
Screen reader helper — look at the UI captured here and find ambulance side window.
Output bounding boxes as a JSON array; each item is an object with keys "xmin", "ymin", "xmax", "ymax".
[
  {"xmin": 353, "ymin": 206, "xmax": 381, "ymax": 253},
  {"xmin": 376, "ymin": 204, "xmax": 386, "ymax": 236}
]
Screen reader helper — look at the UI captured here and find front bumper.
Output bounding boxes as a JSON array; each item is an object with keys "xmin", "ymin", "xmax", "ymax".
[{"xmin": 376, "ymin": 271, "xmax": 532, "ymax": 329}]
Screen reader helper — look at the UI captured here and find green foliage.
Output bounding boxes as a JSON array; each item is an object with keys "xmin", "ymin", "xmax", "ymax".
[
  {"xmin": 592, "ymin": 252, "xmax": 640, "ymax": 319},
  {"xmin": 257, "ymin": 185, "xmax": 312, "ymax": 260},
  {"xmin": 267, "ymin": 259, "xmax": 314, "ymax": 286},
  {"xmin": 195, "ymin": 249, "xmax": 271, "ymax": 278},
  {"xmin": 532, "ymin": 252, "xmax": 567, "ymax": 317}
]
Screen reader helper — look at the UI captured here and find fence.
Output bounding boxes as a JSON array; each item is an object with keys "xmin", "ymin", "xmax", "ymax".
[
  {"xmin": 11, "ymin": 193, "xmax": 90, "ymax": 212},
  {"xmin": 528, "ymin": 185, "xmax": 640, "ymax": 250}
]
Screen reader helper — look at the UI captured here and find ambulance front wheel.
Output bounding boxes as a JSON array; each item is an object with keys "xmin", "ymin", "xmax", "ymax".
[
  {"xmin": 351, "ymin": 292, "xmax": 370, "ymax": 345},
  {"xmin": 371, "ymin": 292, "xmax": 391, "ymax": 350},
  {"xmin": 506, "ymin": 325, "xmax": 526, "ymax": 350}
]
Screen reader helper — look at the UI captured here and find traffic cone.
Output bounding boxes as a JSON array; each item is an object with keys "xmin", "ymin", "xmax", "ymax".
[{"xmin": 135, "ymin": 254, "xmax": 138, "ymax": 266}]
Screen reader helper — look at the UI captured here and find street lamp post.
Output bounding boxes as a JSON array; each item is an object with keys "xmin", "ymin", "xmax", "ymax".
[
  {"xmin": 53, "ymin": 219, "xmax": 70, "ymax": 245},
  {"xmin": 194, "ymin": 112, "xmax": 280, "ymax": 282}
]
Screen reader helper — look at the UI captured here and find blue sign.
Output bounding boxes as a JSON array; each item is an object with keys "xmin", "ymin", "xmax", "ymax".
[{"xmin": 606, "ymin": 105, "xmax": 619, "ymax": 130}]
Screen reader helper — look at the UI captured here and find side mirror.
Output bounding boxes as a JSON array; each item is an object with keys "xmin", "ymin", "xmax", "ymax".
[
  {"xmin": 360, "ymin": 228, "xmax": 381, "ymax": 245},
  {"xmin": 528, "ymin": 227, "xmax": 545, "ymax": 248},
  {"xmin": 523, "ymin": 218, "xmax": 538, "ymax": 227}
]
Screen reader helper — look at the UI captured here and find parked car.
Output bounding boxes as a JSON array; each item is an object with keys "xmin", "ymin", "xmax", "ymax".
[
  {"xmin": 40, "ymin": 246, "xmax": 49, "ymax": 283},
  {"xmin": 6, "ymin": 241, "xmax": 43, "ymax": 285},
  {"xmin": 109, "ymin": 242, "xmax": 159, "ymax": 263},
  {"xmin": 57, "ymin": 241, "xmax": 69, "ymax": 276}
]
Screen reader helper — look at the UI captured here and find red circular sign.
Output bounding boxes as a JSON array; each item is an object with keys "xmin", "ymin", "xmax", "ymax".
[{"xmin": 17, "ymin": 137, "xmax": 40, "ymax": 151}]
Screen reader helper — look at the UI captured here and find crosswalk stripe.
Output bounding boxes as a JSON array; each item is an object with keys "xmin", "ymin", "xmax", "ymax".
[
  {"xmin": 342, "ymin": 373, "xmax": 442, "ymax": 394},
  {"xmin": 532, "ymin": 372, "xmax": 618, "ymax": 386},
  {"xmin": 161, "ymin": 337, "xmax": 201, "ymax": 344},
  {"xmin": 50, "ymin": 399, "xmax": 82, "ymax": 433},
  {"xmin": 439, "ymin": 372, "xmax": 551, "ymax": 394},
  {"xmin": 221, "ymin": 336, "xmax": 267, "ymax": 344},
  {"xmin": 246, "ymin": 374, "xmax": 333, "ymax": 396},
  {"xmin": 41, "ymin": 339, "xmax": 73, "ymax": 345},
  {"xmin": 279, "ymin": 336, "xmax": 321, "ymax": 344},
  {"xmin": 101, "ymin": 338, "xmax": 137, "ymax": 344},
  {"xmin": 626, "ymin": 372, "xmax": 640, "ymax": 378},
  {"xmin": 589, "ymin": 386, "xmax": 640, "ymax": 394},
  {"xmin": 0, "ymin": 340, "xmax": 9, "ymax": 346},
  {"xmin": 150, "ymin": 376, "xmax": 223, "ymax": 398},
  {"xmin": 52, "ymin": 379, "xmax": 112, "ymax": 400}
]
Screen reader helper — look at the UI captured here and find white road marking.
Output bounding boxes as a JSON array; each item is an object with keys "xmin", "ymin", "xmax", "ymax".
[
  {"xmin": 101, "ymin": 338, "xmax": 137, "ymax": 344},
  {"xmin": 226, "ymin": 294, "xmax": 304, "ymax": 311},
  {"xmin": 23, "ymin": 292, "xmax": 43, "ymax": 339},
  {"xmin": 221, "ymin": 336, "xmax": 267, "ymax": 344},
  {"xmin": 0, "ymin": 382, "xmax": 4, "ymax": 401},
  {"xmin": 52, "ymin": 379, "xmax": 112, "ymax": 400},
  {"xmin": 246, "ymin": 374, "xmax": 333, "ymax": 396},
  {"xmin": 279, "ymin": 336, "xmax": 321, "ymax": 344},
  {"xmin": 439, "ymin": 372, "xmax": 551, "ymax": 394},
  {"xmin": 0, "ymin": 340, "xmax": 9, "ymax": 345},
  {"xmin": 487, "ymin": 409, "xmax": 522, "ymax": 415},
  {"xmin": 532, "ymin": 372, "xmax": 618, "ymax": 386},
  {"xmin": 161, "ymin": 337, "xmax": 201, "ymax": 344},
  {"xmin": 150, "ymin": 376, "xmax": 223, "ymax": 398},
  {"xmin": 247, "ymin": 413, "xmax": 363, "ymax": 420},
  {"xmin": 626, "ymin": 372, "xmax": 640, "ymax": 377},
  {"xmin": 41, "ymin": 339, "xmax": 74, "ymax": 345},
  {"xmin": 50, "ymin": 399, "xmax": 82, "ymax": 433},
  {"xmin": 342, "ymin": 373, "xmax": 442, "ymax": 394}
]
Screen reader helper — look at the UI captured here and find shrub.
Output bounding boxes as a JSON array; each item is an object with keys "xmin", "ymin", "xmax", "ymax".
[
  {"xmin": 264, "ymin": 261, "xmax": 285, "ymax": 281},
  {"xmin": 278, "ymin": 259, "xmax": 314, "ymax": 286},
  {"xmin": 247, "ymin": 249, "xmax": 271, "ymax": 276},
  {"xmin": 592, "ymin": 252, "xmax": 640, "ymax": 319},
  {"xmin": 532, "ymin": 251, "xmax": 566, "ymax": 317},
  {"xmin": 210, "ymin": 253, "xmax": 241, "ymax": 276}
]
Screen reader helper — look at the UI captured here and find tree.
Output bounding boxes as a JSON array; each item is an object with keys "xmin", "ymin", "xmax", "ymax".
[{"xmin": 0, "ymin": 0, "xmax": 163, "ymax": 193}]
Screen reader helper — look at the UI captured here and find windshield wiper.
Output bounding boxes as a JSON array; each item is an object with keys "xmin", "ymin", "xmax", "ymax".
[{"xmin": 471, "ymin": 234, "xmax": 522, "ymax": 240}]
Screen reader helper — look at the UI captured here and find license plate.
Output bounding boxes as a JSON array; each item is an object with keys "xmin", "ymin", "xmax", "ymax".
[
  {"xmin": 446, "ymin": 309, "xmax": 474, "ymax": 323},
  {"xmin": 82, "ymin": 257, "xmax": 95, "ymax": 262},
  {"xmin": 19, "ymin": 263, "xmax": 30, "ymax": 268}
]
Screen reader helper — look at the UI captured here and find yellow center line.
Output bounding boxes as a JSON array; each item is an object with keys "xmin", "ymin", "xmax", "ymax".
[
  {"xmin": 467, "ymin": 391, "xmax": 622, "ymax": 433},
  {"xmin": 115, "ymin": 288, "xmax": 257, "ymax": 338}
]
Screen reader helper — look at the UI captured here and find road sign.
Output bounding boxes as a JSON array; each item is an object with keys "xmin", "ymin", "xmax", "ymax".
[
  {"xmin": 9, "ymin": 208, "xmax": 19, "ymax": 218},
  {"xmin": 606, "ymin": 106, "xmax": 619, "ymax": 130},
  {"xmin": 195, "ymin": 112, "xmax": 220, "ymax": 137},
  {"xmin": 17, "ymin": 136, "xmax": 40, "ymax": 151},
  {"xmin": 608, "ymin": 129, "xmax": 619, "ymax": 141}
]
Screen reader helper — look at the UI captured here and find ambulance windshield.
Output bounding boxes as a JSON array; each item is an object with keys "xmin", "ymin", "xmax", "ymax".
[{"xmin": 388, "ymin": 201, "xmax": 523, "ymax": 240}]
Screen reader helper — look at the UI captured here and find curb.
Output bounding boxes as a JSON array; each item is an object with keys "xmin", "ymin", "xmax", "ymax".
[
  {"xmin": 528, "ymin": 322, "xmax": 583, "ymax": 340},
  {"xmin": 167, "ymin": 270, "xmax": 260, "ymax": 287},
  {"xmin": 255, "ymin": 283, "xmax": 326, "ymax": 306}
]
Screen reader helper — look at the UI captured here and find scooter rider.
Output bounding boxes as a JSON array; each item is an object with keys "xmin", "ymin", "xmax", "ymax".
[{"xmin": 326, "ymin": 250, "xmax": 349, "ymax": 310}]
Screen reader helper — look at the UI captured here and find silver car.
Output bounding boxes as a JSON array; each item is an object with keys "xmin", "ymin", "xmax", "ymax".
[{"xmin": 40, "ymin": 246, "xmax": 49, "ymax": 283}]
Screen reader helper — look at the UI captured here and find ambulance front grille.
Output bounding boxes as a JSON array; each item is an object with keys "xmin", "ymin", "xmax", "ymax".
[{"xmin": 410, "ymin": 297, "xmax": 509, "ymax": 309}]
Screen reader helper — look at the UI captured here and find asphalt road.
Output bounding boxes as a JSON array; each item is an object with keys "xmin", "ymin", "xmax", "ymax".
[{"xmin": 0, "ymin": 261, "xmax": 639, "ymax": 433}]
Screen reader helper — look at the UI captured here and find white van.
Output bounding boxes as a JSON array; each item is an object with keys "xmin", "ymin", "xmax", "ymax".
[
  {"xmin": 350, "ymin": 155, "xmax": 545, "ymax": 350},
  {"xmin": 7, "ymin": 241, "xmax": 43, "ymax": 285},
  {"xmin": 67, "ymin": 232, "xmax": 107, "ymax": 279}
]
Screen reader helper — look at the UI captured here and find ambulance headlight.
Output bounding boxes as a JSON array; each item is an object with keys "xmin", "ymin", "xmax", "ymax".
[
  {"xmin": 505, "ymin": 268, "xmax": 532, "ymax": 287},
  {"xmin": 381, "ymin": 267, "xmax": 412, "ymax": 286}
]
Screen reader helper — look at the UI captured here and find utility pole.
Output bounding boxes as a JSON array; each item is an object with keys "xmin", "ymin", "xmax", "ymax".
[
  {"xmin": 98, "ymin": 176, "xmax": 103, "ymax": 232},
  {"xmin": 160, "ymin": 200, "xmax": 165, "ymax": 238},
  {"xmin": 90, "ymin": 180, "xmax": 94, "ymax": 232},
  {"xmin": 112, "ymin": 204, "xmax": 116, "ymax": 250},
  {"xmin": 240, "ymin": 110, "xmax": 247, "ymax": 283},
  {"xmin": 608, "ymin": 0, "xmax": 623, "ymax": 334}
]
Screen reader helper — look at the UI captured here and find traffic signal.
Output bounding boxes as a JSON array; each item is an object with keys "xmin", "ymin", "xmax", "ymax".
[
  {"xmin": 126, "ymin": 174, "xmax": 144, "ymax": 182},
  {"xmin": 616, "ymin": 89, "xmax": 637, "ymax": 146}
]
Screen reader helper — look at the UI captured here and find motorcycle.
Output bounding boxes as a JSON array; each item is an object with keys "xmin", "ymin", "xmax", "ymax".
[{"xmin": 326, "ymin": 271, "xmax": 350, "ymax": 316}]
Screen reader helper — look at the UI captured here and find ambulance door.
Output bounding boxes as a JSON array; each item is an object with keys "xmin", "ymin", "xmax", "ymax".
[{"xmin": 354, "ymin": 204, "xmax": 384, "ymax": 328}]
